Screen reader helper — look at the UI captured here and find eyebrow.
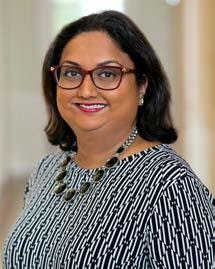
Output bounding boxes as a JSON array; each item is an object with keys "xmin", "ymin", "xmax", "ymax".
[{"xmin": 61, "ymin": 60, "xmax": 122, "ymax": 67}]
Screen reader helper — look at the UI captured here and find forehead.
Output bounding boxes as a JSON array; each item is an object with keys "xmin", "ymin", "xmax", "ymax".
[{"xmin": 59, "ymin": 31, "xmax": 134, "ymax": 68}]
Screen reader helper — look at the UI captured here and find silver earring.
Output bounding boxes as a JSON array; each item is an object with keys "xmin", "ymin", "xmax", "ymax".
[{"xmin": 138, "ymin": 97, "xmax": 144, "ymax": 106}]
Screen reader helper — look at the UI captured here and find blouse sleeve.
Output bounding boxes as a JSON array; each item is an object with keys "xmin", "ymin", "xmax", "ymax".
[{"xmin": 146, "ymin": 174, "xmax": 213, "ymax": 268}]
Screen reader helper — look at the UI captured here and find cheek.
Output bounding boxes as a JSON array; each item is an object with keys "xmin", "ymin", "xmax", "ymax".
[
  {"xmin": 108, "ymin": 83, "xmax": 139, "ymax": 119},
  {"xmin": 56, "ymin": 90, "xmax": 72, "ymax": 118},
  {"xmin": 113, "ymin": 80, "xmax": 139, "ymax": 108},
  {"xmin": 120, "ymin": 83, "xmax": 139, "ymax": 117}
]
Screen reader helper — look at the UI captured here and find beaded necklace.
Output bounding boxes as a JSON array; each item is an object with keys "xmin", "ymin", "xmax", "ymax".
[{"xmin": 53, "ymin": 126, "xmax": 138, "ymax": 202}]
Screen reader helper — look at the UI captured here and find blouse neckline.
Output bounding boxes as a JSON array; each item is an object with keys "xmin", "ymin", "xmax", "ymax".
[{"xmin": 68, "ymin": 143, "xmax": 170, "ymax": 174}]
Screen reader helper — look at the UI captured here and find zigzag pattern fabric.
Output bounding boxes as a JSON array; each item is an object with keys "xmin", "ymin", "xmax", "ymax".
[{"xmin": 3, "ymin": 144, "xmax": 213, "ymax": 268}]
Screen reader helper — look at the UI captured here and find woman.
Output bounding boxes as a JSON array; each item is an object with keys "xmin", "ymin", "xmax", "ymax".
[{"xmin": 3, "ymin": 10, "xmax": 213, "ymax": 268}]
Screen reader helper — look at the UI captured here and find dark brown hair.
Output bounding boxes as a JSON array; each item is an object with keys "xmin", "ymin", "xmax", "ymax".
[{"xmin": 42, "ymin": 10, "xmax": 177, "ymax": 151}]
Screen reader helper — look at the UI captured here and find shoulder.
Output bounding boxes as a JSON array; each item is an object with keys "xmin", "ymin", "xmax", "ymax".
[
  {"xmin": 143, "ymin": 144, "xmax": 199, "ymax": 183},
  {"xmin": 137, "ymin": 144, "xmax": 212, "ymax": 204},
  {"xmin": 28, "ymin": 151, "xmax": 70, "ymax": 187},
  {"xmin": 34, "ymin": 151, "xmax": 64, "ymax": 173},
  {"xmin": 23, "ymin": 151, "xmax": 70, "ymax": 205}
]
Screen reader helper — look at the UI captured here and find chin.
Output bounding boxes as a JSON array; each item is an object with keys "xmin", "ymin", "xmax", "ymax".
[{"xmin": 68, "ymin": 120, "xmax": 105, "ymax": 133}]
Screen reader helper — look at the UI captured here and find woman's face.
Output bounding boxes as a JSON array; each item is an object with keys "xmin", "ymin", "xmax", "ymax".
[{"xmin": 56, "ymin": 31, "xmax": 147, "ymax": 135}]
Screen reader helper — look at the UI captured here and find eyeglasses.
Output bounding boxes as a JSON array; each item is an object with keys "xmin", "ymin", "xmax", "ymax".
[{"xmin": 50, "ymin": 65, "xmax": 136, "ymax": 90}]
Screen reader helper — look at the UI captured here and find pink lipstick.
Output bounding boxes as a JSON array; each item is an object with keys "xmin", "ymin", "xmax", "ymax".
[{"xmin": 77, "ymin": 103, "xmax": 107, "ymax": 113}]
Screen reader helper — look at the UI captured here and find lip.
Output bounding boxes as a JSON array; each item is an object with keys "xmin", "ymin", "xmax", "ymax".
[{"xmin": 75, "ymin": 102, "xmax": 107, "ymax": 113}]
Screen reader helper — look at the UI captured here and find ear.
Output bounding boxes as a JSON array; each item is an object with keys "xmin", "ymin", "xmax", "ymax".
[{"xmin": 138, "ymin": 77, "xmax": 148, "ymax": 99}]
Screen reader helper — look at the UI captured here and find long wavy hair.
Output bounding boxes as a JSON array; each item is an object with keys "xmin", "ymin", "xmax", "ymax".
[{"xmin": 42, "ymin": 10, "xmax": 177, "ymax": 151}]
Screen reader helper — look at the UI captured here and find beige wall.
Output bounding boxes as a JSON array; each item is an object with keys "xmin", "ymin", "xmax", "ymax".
[
  {"xmin": 181, "ymin": 0, "xmax": 215, "ymax": 194},
  {"xmin": 125, "ymin": 0, "xmax": 215, "ymax": 195},
  {"xmin": 0, "ymin": 0, "xmax": 52, "ymax": 188},
  {"xmin": 0, "ymin": 0, "xmax": 6, "ymax": 186}
]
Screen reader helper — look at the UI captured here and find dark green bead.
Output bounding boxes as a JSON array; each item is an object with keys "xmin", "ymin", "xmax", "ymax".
[
  {"xmin": 79, "ymin": 182, "xmax": 91, "ymax": 195},
  {"xmin": 64, "ymin": 188, "xmax": 76, "ymax": 201},
  {"xmin": 54, "ymin": 183, "xmax": 67, "ymax": 194},
  {"xmin": 55, "ymin": 170, "xmax": 67, "ymax": 182},
  {"xmin": 61, "ymin": 156, "xmax": 71, "ymax": 167},
  {"xmin": 93, "ymin": 169, "xmax": 105, "ymax": 183},
  {"xmin": 116, "ymin": 146, "xmax": 124, "ymax": 154},
  {"xmin": 105, "ymin": 156, "xmax": 119, "ymax": 168}
]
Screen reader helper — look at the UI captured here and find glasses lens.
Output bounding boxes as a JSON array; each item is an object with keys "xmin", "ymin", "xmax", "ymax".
[
  {"xmin": 56, "ymin": 66, "xmax": 83, "ymax": 89},
  {"xmin": 93, "ymin": 67, "xmax": 122, "ymax": 90}
]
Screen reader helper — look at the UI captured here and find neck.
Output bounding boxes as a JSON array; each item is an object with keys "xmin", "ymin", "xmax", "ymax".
[{"xmin": 74, "ymin": 124, "xmax": 136, "ymax": 169}]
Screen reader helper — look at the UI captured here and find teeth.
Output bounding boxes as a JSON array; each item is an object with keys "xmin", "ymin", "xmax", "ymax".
[{"xmin": 79, "ymin": 104, "xmax": 106, "ymax": 109}]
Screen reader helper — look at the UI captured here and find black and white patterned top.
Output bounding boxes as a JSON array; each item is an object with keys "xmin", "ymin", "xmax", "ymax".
[{"xmin": 3, "ymin": 144, "xmax": 213, "ymax": 268}]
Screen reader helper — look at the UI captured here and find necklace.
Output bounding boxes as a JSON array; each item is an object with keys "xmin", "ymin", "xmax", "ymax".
[{"xmin": 53, "ymin": 126, "xmax": 138, "ymax": 202}]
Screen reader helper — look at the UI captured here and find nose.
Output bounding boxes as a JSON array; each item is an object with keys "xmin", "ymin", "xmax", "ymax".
[{"xmin": 77, "ymin": 74, "xmax": 98, "ymax": 99}]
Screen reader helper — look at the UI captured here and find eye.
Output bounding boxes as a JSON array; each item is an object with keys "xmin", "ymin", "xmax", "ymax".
[
  {"xmin": 96, "ymin": 67, "xmax": 121, "ymax": 79},
  {"xmin": 99, "ymin": 70, "xmax": 116, "ymax": 78},
  {"xmin": 61, "ymin": 67, "xmax": 82, "ymax": 79}
]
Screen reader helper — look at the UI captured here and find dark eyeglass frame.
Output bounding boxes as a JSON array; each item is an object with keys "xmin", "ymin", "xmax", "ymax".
[{"xmin": 50, "ymin": 65, "xmax": 136, "ymax": 90}]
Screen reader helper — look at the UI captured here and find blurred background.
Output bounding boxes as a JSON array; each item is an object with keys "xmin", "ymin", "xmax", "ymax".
[{"xmin": 0, "ymin": 0, "xmax": 214, "ymax": 266}]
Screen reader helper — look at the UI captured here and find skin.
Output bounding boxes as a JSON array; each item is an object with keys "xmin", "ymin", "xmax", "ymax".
[{"xmin": 56, "ymin": 31, "xmax": 159, "ymax": 168}]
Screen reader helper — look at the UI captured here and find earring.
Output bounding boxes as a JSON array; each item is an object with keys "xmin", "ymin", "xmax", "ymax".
[{"xmin": 138, "ymin": 97, "xmax": 144, "ymax": 106}]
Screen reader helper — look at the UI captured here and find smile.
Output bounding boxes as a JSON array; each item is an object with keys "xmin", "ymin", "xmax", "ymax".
[{"xmin": 76, "ymin": 103, "xmax": 107, "ymax": 113}]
